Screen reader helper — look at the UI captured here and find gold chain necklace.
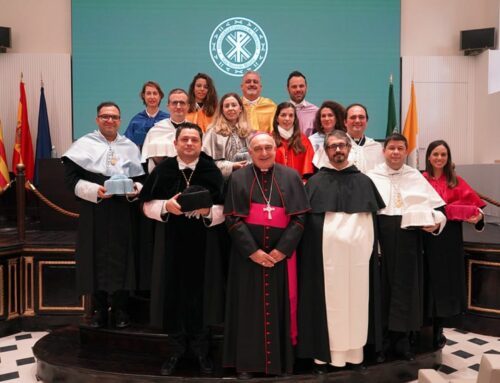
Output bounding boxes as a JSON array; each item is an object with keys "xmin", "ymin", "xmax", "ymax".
[{"xmin": 180, "ymin": 168, "xmax": 195, "ymax": 188}]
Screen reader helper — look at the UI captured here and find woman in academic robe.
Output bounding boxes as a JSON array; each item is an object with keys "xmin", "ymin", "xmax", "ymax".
[
  {"xmin": 422, "ymin": 140, "xmax": 486, "ymax": 348},
  {"xmin": 308, "ymin": 100, "xmax": 346, "ymax": 152},
  {"xmin": 124, "ymin": 81, "xmax": 170, "ymax": 148},
  {"xmin": 186, "ymin": 73, "xmax": 218, "ymax": 132},
  {"xmin": 272, "ymin": 102, "xmax": 314, "ymax": 181},
  {"xmin": 202, "ymin": 92, "xmax": 253, "ymax": 179}
]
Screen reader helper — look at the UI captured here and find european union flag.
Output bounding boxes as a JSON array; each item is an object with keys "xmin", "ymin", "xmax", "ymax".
[{"xmin": 34, "ymin": 85, "xmax": 52, "ymax": 186}]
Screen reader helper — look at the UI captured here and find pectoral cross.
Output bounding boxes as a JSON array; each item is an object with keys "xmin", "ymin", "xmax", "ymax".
[{"xmin": 263, "ymin": 203, "xmax": 275, "ymax": 220}]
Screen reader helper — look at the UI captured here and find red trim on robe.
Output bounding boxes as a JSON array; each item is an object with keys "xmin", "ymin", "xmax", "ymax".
[{"xmin": 244, "ymin": 203, "xmax": 298, "ymax": 346}]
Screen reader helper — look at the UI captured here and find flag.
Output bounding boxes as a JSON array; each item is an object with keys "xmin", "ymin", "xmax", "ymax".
[
  {"xmin": 386, "ymin": 75, "xmax": 397, "ymax": 136},
  {"xmin": 0, "ymin": 119, "xmax": 10, "ymax": 193},
  {"xmin": 12, "ymin": 81, "xmax": 34, "ymax": 181},
  {"xmin": 34, "ymin": 85, "xmax": 52, "ymax": 185},
  {"xmin": 403, "ymin": 81, "xmax": 419, "ymax": 168}
]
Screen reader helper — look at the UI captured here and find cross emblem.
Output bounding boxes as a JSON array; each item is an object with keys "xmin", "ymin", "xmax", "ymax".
[{"xmin": 263, "ymin": 204, "xmax": 275, "ymax": 220}]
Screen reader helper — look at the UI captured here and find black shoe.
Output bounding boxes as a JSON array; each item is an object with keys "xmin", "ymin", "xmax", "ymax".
[
  {"xmin": 237, "ymin": 372, "xmax": 253, "ymax": 380},
  {"xmin": 160, "ymin": 356, "xmax": 178, "ymax": 376},
  {"xmin": 89, "ymin": 310, "xmax": 107, "ymax": 328},
  {"xmin": 402, "ymin": 351, "xmax": 415, "ymax": 361},
  {"xmin": 313, "ymin": 362, "xmax": 328, "ymax": 375},
  {"xmin": 349, "ymin": 362, "xmax": 367, "ymax": 371},
  {"xmin": 433, "ymin": 328, "xmax": 447, "ymax": 349},
  {"xmin": 376, "ymin": 350, "xmax": 386, "ymax": 363},
  {"xmin": 114, "ymin": 309, "xmax": 130, "ymax": 328},
  {"xmin": 198, "ymin": 355, "xmax": 213, "ymax": 375}
]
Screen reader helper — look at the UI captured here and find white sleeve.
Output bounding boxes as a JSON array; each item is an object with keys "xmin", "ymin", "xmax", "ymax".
[
  {"xmin": 207, "ymin": 204, "xmax": 225, "ymax": 227},
  {"xmin": 431, "ymin": 210, "xmax": 447, "ymax": 236},
  {"xmin": 74, "ymin": 180, "xmax": 100, "ymax": 203},
  {"xmin": 143, "ymin": 199, "xmax": 168, "ymax": 222}
]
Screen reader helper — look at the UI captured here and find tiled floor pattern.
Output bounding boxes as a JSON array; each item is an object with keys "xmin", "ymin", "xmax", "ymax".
[
  {"xmin": 0, "ymin": 328, "xmax": 498, "ymax": 382},
  {"xmin": 0, "ymin": 331, "xmax": 46, "ymax": 382}
]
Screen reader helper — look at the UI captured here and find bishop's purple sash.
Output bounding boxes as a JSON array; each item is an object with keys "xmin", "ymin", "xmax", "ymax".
[{"xmin": 244, "ymin": 203, "xmax": 298, "ymax": 346}]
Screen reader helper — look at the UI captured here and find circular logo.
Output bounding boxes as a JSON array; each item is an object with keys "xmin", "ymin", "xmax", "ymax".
[{"xmin": 209, "ymin": 17, "xmax": 268, "ymax": 77}]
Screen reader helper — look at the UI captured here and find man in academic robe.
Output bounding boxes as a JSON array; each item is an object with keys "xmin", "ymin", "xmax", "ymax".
[
  {"xmin": 287, "ymin": 71, "xmax": 319, "ymax": 137},
  {"xmin": 141, "ymin": 88, "xmax": 190, "ymax": 173},
  {"xmin": 139, "ymin": 88, "xmax": 190, "ymax": 292},
  {"xmin": 223, "ymin": 133, "xmax": 310, "ymax": 379},
  {"xmin": 241, "ymin": 71, "xmax": 277, "ymax": 133},
  {"xmin": 140, "ymin": 122, "xmax": 225, "ymax": 376},
  {"xmin": 297, "ymin": 130, "xmax": 385, "ymax": 373},
  {"xmin": 367, "ymin": 133, "xmax": 446, "ymax": 361},
  {"xmin": 313, "ymin": 103, "xmax": 384, "ymax": 172},
  {"xmin": 62, "ymin": 101, "xmax": 144, "ymax": 329}
]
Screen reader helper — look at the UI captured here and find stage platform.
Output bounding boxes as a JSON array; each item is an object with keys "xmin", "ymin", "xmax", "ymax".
[{"xmin": 33, "ymin": 324, "xmax": 441, "ymax": 382}]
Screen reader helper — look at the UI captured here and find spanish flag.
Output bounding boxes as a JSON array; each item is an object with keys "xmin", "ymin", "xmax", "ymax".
[
  {"xmin": 12, "ymin": 81, "xmax": 34, "ymax": 181},
  {"xmin": 0, "ymin": 119, "xmax": 10, "ymax": 193},
  {"xmin": 403, "ymin": 81, "xmax": 419, "ymax": 168}
]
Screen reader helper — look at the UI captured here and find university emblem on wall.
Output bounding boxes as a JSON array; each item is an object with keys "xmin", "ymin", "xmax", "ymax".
[{"xmin": 209, "ymin": 17, "xmax": 268, "ymax": 77}]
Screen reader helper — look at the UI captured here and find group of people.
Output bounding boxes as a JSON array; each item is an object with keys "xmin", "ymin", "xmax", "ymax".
[{"xmin": 61, "ymin": 69, "xmax": 486, "ymax": 380}]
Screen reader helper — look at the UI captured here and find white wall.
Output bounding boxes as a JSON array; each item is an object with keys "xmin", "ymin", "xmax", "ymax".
[
  {"xmin": 401, "ymin": 0, "xmax": 499, "ymax": 56},
  {"xmin": 0, "ymin": 0, "xmax": 71, "ymax": 53},
  {"xmin": 401, "ymin": 0, "xmax": 500, "ymax": 164}
]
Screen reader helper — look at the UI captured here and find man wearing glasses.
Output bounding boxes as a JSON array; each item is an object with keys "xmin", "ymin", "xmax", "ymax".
[
  {"xmin": 298, "ymin": 129, "xmax": 385, "ymax": 373},
  {"xmin": 62, "ymin": 101, "xmax": 144, "ymax": 329},
  {"xmin": 142, "ymin": 88, "xmax": 190, "ymax": 172}
]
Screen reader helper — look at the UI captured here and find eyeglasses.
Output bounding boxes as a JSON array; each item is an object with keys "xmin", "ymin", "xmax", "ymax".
[
  {"xmin": 169, "ymin": 100, "xmax": 187, "ymax": 106},
  {"xmin": 326, "ymin": 143, "xmax": 348, "ymax": 150},
  {"xmin": 98, "ymin": 114, "xmax": 120, "ymax": 121}
]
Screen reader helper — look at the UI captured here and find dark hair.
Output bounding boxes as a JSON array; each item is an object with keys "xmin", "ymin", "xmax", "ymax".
[
  {"xmin": 345, "ymin": 103, "xmax": 369, "ymax": 121},
  {"xmin": 97, "ymin": 101, "xmax": 120, "ymax": 115},
  {"xmin": 272, "ymin": 102, "xmax": 305, "ymax": 154},
  {"xmin": 286, "ymin": 70, "xmax": 307, "ymax": 87},
  {"xmin": 168, "ymin": 88, "xmax": 189, "ymax": 102},
  {"xmin": 383, "ymin": 133, "xmax": 408, "ymax": 149},
  {"xmin": 314, "ymin": 100, "xmax": 346, "ymax": 134},
  {"xmin": 323, "ymin": 129, "xmax": 351, "ymax": 150},
  {"xmin": 187, "ymin": 73, "xmax": 218, "ymax": 117},
  {"xmin": 175, "ymin": 122, "xmax": 203, "ymax": 141},
  {"xmin": 425, "ymin": 140, "xmax": 457, "ymax": 188},
  {"xmin": 140, "ymin": 81, "xmax": 164, "ymax": 106}
]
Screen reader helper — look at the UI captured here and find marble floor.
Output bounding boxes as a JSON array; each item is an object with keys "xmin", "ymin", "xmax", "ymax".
[{"xmin": 0, "ymin": 328, "xmax": 499, "ymax": 382}]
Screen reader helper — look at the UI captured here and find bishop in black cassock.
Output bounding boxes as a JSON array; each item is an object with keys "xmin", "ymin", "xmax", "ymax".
[{"xmin": 222, "ymin": 133, "xmax": 310, "ymax": 378}]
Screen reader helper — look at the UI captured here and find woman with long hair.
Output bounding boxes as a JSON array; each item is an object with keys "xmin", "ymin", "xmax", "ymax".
[
  {"xmin": 202, "ymin": 92, "xmax": 252, "ymax": 179},
  {"xmin": 186, "ymin": 73, "xmax": 218, "ymax": 132},
  {"xmin": 422, "ymin": 140, "xmax": 485, "ymax": 348},
  {"xmin": 309, "ymin": 100, "xmax": 346, "ymax": 152},
  {"xmin": 272, "ymin": 102, "xmax": 314, "ymax": 180}
]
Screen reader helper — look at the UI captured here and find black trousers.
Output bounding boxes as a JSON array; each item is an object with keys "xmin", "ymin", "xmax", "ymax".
[{"xmin": 92, "ymin": 289, "xmax": 129, "ymax": 312}]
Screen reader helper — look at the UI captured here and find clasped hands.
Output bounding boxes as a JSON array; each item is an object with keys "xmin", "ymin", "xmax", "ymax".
[
  {"xmin": 249, "ymin": 249, "xmax": 286, "ymax": 268},
  {"xmin": 164, "ymin": 193, "xmax": 210, "ymax": 217}
]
